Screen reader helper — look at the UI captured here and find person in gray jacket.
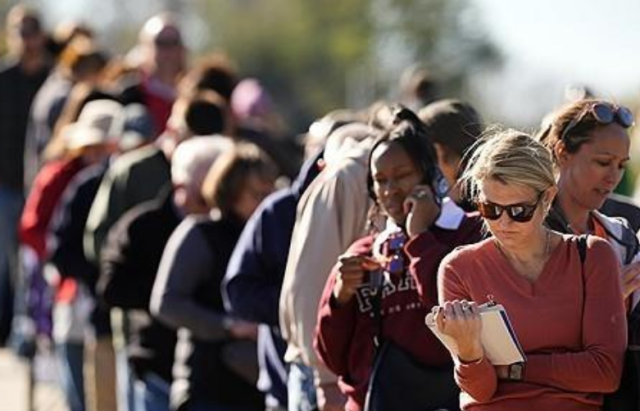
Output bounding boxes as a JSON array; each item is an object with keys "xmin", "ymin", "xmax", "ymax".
[{"xmin": 151, "ymin": 143, "xmax": 277, "ymax": 411}]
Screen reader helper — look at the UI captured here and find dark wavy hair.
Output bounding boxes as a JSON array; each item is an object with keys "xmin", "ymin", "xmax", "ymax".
[
  {"xmin": 366, "ymin": 104, "xmax": 444, "ymax": 203},
  {"xmin": 536, "ymin": 98, "xmax": 627, "ymax": 160}
]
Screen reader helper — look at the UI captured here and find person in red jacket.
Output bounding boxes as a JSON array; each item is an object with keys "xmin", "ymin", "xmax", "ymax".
[
  {"xmin": 18, "ymin": 99, "xmax": 121, "ymax": 411},
  {"xmin": 314, "ymin": 106, "xmax": 483, "ymax": 411}
]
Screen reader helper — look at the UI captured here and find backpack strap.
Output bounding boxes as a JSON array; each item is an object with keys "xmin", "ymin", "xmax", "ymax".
[
  {"xmin": 576, "ymin": 234, "xmax": 589, "ymax": 349},
  {"xmin": 576, "ymin": 234, "xmax": 589, "ymax": 266},
  {"xmin": 371, "ymin": 280, "xmax": 385, "ymax": 349}
]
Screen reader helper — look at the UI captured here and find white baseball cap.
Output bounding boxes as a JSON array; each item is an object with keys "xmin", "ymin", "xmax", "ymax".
[{"xmin": 64, "ymin": 99, "xmax": 124, "ymax": 150}]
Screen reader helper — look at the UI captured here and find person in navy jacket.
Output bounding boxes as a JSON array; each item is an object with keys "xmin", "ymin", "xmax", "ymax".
[{"xmin": 222, "ymin": 149, "xmax": 322, "ymax": 410}]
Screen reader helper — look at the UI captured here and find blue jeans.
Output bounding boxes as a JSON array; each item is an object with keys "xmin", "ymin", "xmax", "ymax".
[
  {"xmin": 56, "ymin": 342, "xmax": 86, "ymax": 411},
  {"xmin": 0, "ymin": 187, "xmax": 23, "ymax": 345},
  {"xmin": 134, "ymin": 373, "xmax": 170, "ymax": 411},
  {"xmin": 182, "ymin": 400, "xmax": 256, "ymax": 411},
  {"xmin": 287, "ymin": 362, "xmax": 317, "ymax": 411},
  {"xmin": 115, "ymin": 343, "xmax": 137, "ymax": 411},
  {"xmin": 113, "ymin": 309, "xmax": 137, "ymax": 411}
]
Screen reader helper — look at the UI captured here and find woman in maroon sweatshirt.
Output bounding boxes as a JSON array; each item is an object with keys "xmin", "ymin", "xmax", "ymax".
[{"xmin": 314, "ymin": 106, "xmax": 483, "ymax": 411}]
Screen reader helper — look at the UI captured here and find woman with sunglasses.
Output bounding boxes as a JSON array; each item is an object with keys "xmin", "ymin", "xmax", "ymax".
[
  {"xmin": 538, "ymin": 99, "xmax": 640, "ymax": 410},
  {"xmin": 537, "ymin": 99, "xmax": 640, "ymax": 302},
  {"xmin": 434, "ymin": 130, "xmax": 626, "ymax": 411},
  {"xmin": 314, "ymin": 107, "xmax": 484, "ymax": 411}
]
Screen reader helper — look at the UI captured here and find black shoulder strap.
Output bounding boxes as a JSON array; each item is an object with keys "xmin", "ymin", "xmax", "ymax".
[
  {"xmin": 371, "ymin": 281, "xmax": 384, "ymax": 349},
  {"xmin": 576, "ymin": 234, "xmax": 589, "ymax": 266},
  {"xmin": 576, "ymin": 234, "xmax": 589, "ymax": 349}
]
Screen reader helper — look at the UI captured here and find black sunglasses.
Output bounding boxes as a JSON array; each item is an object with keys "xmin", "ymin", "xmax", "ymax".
[
  {"xmin": 560, "ymin": 102, "xmax": 634, "ymax": 142},
  {"xmin": 477, "ymin": 191, "xmax": 544, "ymax": 223}
]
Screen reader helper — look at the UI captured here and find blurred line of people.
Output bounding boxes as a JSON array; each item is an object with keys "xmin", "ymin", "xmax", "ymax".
[{"xmin": 1, "ymin": 4, "xmax": 640, "ymax": 411}]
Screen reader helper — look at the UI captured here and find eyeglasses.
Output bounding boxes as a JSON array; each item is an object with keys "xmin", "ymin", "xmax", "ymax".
[
  {"xmin": 154, "ymin": 36, "xmax": 182, "ymax": 48},
  {"xmin": 477, "ymin": 192, "xmax": 544, "ymax": 223},
  {"xmin": 560, "ymin": 102, "xmax": 634, "ymax": 142}
]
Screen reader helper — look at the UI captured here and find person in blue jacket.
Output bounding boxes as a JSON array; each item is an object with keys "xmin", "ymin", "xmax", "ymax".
[{"xmin": 222, "ymin": 148, "xmax": 323, "ymax": 411}]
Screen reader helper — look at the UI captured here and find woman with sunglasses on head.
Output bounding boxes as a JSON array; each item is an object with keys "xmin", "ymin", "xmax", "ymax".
[
  {"xmin": 314, "ymin": 106, "xmax": 484, "ymax": 411},
  {"xmin": 537, "ymin": 99, "xmax": 640, "ymax": 302},
  {"xmin": 434, "ymin": 130, "xmax": 626, "ymax": 411},
  {"xmin": 538, "ymin": 99, "xmax": 640, "ymax": 410}
]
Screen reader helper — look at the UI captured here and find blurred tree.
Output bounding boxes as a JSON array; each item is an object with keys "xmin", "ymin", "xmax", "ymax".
[
  {"xmin": 197, "ymin": 0, "xmax": 500, "ymax": 131},
  {"xmin": 1, "ymin": 0, "xmax": 500, "ymax": 133},
  {"xmin": 196, "ymin": 0, "xmax": 371, "ymax": 131}
]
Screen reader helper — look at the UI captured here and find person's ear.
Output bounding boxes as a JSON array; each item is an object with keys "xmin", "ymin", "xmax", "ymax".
[
  {"xmin": 553, "ymin": 141, "xmax": 571, "ymax": 167},
  {"xmin": 434, "ymin": 143, "xmax": 446, "ymax": 163}
]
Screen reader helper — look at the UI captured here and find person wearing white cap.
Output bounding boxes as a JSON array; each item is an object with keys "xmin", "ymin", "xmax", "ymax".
[
  {"xmin": 18, "ymin": 98, "xmax": 123, "ymax": 411},
  {"xmin": 83, "ymin": 91, "xmax": 232, "ymax": 411},
  {"xmin": 20, "ymin": 97, "xmax": 123, "ymax": 264},
  {"xmin": 63, "ymin": 99, "xmax": 124, "ymax": 154}
]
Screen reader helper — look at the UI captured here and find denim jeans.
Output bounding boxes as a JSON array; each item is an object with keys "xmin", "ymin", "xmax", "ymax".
[
  {"xmin": 0, "ymin": 187, "xmax": 23, "ymax": 344},
  {"xmin": 56, "ymin": 342, "xmax": 86, "ymax": 411},
  {"xmin": 113, "ymin": 309, "xmax": 137, "ymax": 411},
  {"xmin": 134, "ymin": 372, "xmax": 170, "ymax": 411},
  {"xmin": 115, "ymin": 343, "xmax": 137, "ymax": 411},
  {"xmin": 182, "ymin": 400, "xmax": 256, "ymax": 411},
  {"xmin": 287, "ymin": 362, "xmax": 317, "ymax": 411}
]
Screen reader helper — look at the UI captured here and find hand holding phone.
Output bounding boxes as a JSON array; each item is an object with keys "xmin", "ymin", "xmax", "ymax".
[{"xmin": 404, "ymin": 184, "xmax": 441, "ymax": 237}]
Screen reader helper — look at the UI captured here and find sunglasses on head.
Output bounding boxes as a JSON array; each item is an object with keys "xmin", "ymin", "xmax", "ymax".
[
  {"xmin": 477, "ymin": 191, "xmax": 544, "ymax": 223},
  {"xmin": 560, "ymin": 102, "xmax": 634, "ymax": 142}
]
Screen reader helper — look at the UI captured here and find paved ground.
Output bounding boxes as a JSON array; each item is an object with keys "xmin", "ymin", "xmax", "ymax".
[{"xmin": 0, "ymin": 349, "xmax": 68, "ymax": 411}]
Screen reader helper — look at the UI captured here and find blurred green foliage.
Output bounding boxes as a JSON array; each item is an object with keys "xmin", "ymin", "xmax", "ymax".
[
  {"xmin": 0, "ymin": 0, "xmax": 500, "ymax": 133},
  {"xmin": 198, "ymin": 0, "xmax": 500, "ymax": 131}
]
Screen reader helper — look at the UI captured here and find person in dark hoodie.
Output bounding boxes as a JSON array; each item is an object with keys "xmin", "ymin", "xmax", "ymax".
[
  {"xmin": 97, "ymin": 137, "xmax": 230, "ymax": 411},
  {"xmin": 221, "ymin": 146, "xmax": 323, "ymax": 411}
]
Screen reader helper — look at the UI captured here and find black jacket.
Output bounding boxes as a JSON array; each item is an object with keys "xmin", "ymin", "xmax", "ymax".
[{"xmin": 98, "ymin": 189, "xmax": 180, "ymax": 381}]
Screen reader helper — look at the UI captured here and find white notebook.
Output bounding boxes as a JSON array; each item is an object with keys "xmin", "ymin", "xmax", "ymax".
[{"xmin": 425, "ymin": 303, "xmax": 526, "ymax": 365}]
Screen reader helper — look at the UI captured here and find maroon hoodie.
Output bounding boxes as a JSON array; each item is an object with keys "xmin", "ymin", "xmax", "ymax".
[{"xmin": 314, "ymin": 214, "xmax": 483, "ymax": 411}]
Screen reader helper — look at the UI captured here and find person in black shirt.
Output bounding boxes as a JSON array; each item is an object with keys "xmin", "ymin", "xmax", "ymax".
[{"xmin": 0, "ymin": 5, "xmax": 52, "ymax": 345}]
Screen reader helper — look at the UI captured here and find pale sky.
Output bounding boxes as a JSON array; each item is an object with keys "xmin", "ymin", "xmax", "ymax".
[{"xmin": 473, "ymin": 0, "xmax": 640, "ymax": 125}]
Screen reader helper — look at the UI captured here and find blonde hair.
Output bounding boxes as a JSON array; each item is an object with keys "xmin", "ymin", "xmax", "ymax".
[{"xmin": 460, "ymin": 128, "xmax": 556, "ymax": 202}]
